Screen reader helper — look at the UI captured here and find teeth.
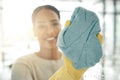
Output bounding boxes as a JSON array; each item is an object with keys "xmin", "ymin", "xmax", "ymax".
[{"xmin": 46, "ymin": 37, "xmax": 55, "ymax": 40}]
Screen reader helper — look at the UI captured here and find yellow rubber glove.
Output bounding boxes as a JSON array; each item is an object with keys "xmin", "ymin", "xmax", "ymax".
[
  {"xmin": 64, "ymin": 20, "xmax": 71, "ymax": 28},
  {"xmin": 49, "ymin": 20, "xmax": 103, "ymax": 80},
  {"xmin": 97, "ymin": 33, "xmax": 103, "ymax": 44},
  {"xmin": 63, "ymin": 55, "xmax": 87, "ymax": 80},
  {"xmin": 49, "ymin": 55, "xmax": 87, "ymax": 80}
]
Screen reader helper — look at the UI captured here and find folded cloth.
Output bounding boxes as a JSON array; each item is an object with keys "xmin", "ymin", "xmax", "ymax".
[{"xmin": 57, "ymin": 7, "xmax": 103, "ymax": 69}]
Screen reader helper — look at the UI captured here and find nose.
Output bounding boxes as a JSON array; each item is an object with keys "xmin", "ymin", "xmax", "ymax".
[{"xmin": 46, "ymin": 26, "xmax": 55, "ymax": 36}]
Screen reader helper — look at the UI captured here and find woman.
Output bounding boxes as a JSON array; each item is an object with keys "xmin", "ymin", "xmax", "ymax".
[{"xmin": 11, "ymin": 5, "xmax": 63, "ymax": 80}]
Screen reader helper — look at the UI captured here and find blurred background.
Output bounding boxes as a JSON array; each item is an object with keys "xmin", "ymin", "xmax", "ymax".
[{"xmin": 0, "ymin": 0, "xmax": 120, "ymax": 80}]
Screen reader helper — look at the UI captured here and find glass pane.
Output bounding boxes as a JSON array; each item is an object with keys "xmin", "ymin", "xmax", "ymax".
[
  {"xmin": 116, "ymin": 0, "xmax": 120, "ymax": 12},
  {"xmin": 105, "ymin": 0, "xmax": 114, "ymax": 13},
  {"xmin": 2, "ymin": 0, "xmax": 35, "ymax": 44},
  {"xmin": 94, "ymin": 3, "xmax": 103, "ymax": 12},
  {"xmin": 116, "ymin": 15, "xmax": 120, "ymax": 54},
  {"xmin": 60, "ymin": 11, "xmax": 72, "ymax": 29},
  {"xmin": 104, "ymin": 14, "xmax": 114, "ymax": 55},
  {"xmin": 0, "ymin": 9, "xmax": 3, "ymax": 45}
]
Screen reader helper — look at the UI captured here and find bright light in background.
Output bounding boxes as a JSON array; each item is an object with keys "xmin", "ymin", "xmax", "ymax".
[
  {"xmin": 2, "ymin": 0, "xmax": 42, "ymax": 42},
  {"xmin": 2, "ymin": 0, "xmax": 43, "ymax": 66}
]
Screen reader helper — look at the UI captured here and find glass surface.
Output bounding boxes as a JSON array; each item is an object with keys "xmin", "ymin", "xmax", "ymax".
[
  {"xmin": 116, "ymin": 0, "xmax": 120, "ymax": 12},
  {"xmin": 104, "ymin": 14, "xmax": 114, "ymax": 55},
  {"xmin": 116, "ymin": 15, "xmax": 120, "ymax": 53},
  {"xmin": 105, "ymin": 0, "xmax": 114, "ymax": 13},
  {"xmin": 1, "ymin": 0, "xmax": 120, "ymax": 80}
]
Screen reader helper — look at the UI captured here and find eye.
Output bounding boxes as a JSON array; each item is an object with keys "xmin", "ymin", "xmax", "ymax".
[
  {"xmin": 36, "ymin": 23, "xmax": 46, "ymax": 29},
  {"xmin": 53, "ymin": 22, "xmax": 59, "ymax": 26},
  {"xmin": 52, "ymin": 22, "xmax": 60, "ymax": 27}
]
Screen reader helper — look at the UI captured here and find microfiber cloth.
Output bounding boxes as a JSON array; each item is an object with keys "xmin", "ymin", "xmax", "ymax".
[{"xmin": 57, "ymin": 7, "xmax": 103, "ymax": 69}]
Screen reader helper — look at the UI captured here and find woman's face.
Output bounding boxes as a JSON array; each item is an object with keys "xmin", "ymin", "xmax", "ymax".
[{"xmin": 33, "ymin": 9, "xmax": 61, "ymax": 49}]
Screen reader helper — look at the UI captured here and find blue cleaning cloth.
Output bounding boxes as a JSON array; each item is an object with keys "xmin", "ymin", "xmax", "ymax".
[{"xmin": 57, "ymin": 7, "xmax": 103, "ymax": 69}]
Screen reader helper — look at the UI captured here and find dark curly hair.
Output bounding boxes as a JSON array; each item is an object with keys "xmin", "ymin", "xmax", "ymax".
[{"xmin": 32, "ymin": 5, "xmax": 60, "ymax": 23}]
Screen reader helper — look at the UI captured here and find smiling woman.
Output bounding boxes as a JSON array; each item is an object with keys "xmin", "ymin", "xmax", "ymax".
[
  {"xmin": 11, "ymin": 5, "xmax": 63, "ymax": 80},
  {"xmin": 32, "ymin": 5, "xmax": 61, "ymax": 49}
]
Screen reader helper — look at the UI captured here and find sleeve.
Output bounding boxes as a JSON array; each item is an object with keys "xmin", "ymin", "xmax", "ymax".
[{"xmin": 11, "ymin": 61, "xmax": 33, "ymax": 80}]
